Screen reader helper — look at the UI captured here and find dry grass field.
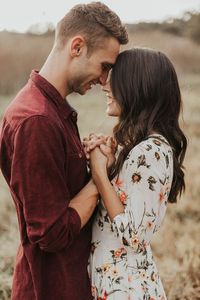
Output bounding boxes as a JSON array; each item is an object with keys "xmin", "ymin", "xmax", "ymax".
[{"xmin": 0, "ymin": 29, "xmax": 200, "ymax": 299}]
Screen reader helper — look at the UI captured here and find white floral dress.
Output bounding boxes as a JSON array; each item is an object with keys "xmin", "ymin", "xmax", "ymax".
[{"xmin": 89, "ymin": 135, "xmax": 173, "ymax": 300}]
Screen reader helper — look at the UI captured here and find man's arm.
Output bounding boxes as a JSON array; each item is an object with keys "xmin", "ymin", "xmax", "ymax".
[
  {"xmin": 11, "ymin": 115, "xmax": 97, "ymax": 252},
  {"xmin": 69, "ymin": 179, "xmax": 98, "ymax": 228}
]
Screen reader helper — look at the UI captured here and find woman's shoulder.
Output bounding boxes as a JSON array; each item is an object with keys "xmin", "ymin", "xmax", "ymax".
[
  {"xmin": 140, "ymin": 134, "xmax": 172, "ymax": 152},
  {"xmin": 125, "ymin": 134, "xmax": 173, "ymax": 167}
]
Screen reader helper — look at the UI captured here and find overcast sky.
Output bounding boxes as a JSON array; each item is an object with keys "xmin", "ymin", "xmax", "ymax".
[{"xmin": 0, "ymin": 0, "xmax": 200, "ymax": 32}]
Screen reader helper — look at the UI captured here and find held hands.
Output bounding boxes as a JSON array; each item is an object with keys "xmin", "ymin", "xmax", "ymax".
[
  {"xmin": 83, "ymin": 135, "xmax": 124, "ymax": 221},
  {"xmin": 83, "ymin": 133, "xmax": 117, "ymax": 170},
  {"xmin": 90, "ymin": 147, "xmax": 108, "ymax": 178}
]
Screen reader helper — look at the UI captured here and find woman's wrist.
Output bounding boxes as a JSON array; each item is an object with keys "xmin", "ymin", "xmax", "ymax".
[{"xmin": 92, "ymin": 166, "xmax": 108, "ymax": 182}]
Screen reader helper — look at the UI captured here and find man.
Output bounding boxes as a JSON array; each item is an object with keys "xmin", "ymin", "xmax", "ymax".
[{"xmin": 0, "ymin": 2, "xmax": 128, "ymax": 300}]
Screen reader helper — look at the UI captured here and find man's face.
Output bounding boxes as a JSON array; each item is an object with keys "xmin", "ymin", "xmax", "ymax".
[{"xmin": 69, "ymin": 37, "xmax": 120, "ymax": 95}]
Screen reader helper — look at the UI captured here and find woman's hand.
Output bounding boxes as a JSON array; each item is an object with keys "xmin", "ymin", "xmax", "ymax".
[
  {"xmin": 83, "ymin": 133, "xmax": 116, "ymax": 168},
  {"xmin": 99, "ymin": 137, "xmax": 116, "ymax": 168},
  {"xmin": 83, "ymin": 133, "xmax": 106, "ymax": 159},
  {"xmin": 90, "ymin": 146, "xmax": 108, "ymax": 178}
]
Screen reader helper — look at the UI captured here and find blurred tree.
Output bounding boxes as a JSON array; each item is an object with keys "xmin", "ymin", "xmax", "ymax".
[
  {"xmin": 27, "ymin": 22, "xmax": 55, "ymax": 36},
  {"xmin": 127, "ymin": 12, "xmax": 200, "ymax": 44},
  {"xmin": 185, "ymin": 12, "xmax": 200, "ymax": 44}
]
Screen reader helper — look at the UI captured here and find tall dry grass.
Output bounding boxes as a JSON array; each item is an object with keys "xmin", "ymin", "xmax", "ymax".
[
  {"xmin": 0, "ymin": 31, "xmax": 53, "ymax": 94},
  {"xmin": 0, "ymin": 29, "xmax": 200, "ymax": 299}
]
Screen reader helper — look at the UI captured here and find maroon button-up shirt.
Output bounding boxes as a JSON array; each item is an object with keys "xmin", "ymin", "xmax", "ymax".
[{"xmin": 0, "ymin": 71, "xmax": 93, "ymax": 300}]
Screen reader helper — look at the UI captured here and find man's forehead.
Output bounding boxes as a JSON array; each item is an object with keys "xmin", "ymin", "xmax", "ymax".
[
  {"xmin": 100, "ymin": 38, "xmax": 120, "ymax": 57},
  {"xmin": 102, "ymin": 49, "xmax": 119, "ymax": 65}
]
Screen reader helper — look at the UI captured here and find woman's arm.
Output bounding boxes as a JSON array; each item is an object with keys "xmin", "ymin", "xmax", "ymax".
[
  {"xmin": 90, "ymin": 147, "xmax": 124, "ymax": 220},
  {"xmin": 90, "ymin": 140, "xmax": 173, "ymax": 252}
]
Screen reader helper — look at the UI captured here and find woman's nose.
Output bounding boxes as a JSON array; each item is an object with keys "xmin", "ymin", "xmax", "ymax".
[{"xmin": 101, "ymin": 81, "xmax": 110, "ymax": 92}]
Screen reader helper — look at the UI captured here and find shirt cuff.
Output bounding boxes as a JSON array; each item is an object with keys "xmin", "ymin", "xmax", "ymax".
[{"xmin": 68, "ymin": 206, "xmax": 82, "ymax": 233}]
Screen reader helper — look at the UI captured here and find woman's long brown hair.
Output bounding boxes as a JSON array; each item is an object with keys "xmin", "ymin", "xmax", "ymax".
[{"xmin": 109, "ymin": 48, "xmax": 187, "ymax": 203}]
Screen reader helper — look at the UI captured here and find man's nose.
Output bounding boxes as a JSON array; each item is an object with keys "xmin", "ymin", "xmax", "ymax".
[{"xmin": 99, "ymin": 70, "xmax": 109, "ymax": 86}]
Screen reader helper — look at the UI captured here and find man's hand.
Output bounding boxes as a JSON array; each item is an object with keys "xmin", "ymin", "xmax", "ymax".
[
  {"xmin": 83, "ymin": 133, "xmax": 106, "ymax": 159},
  {"xmin": 83, "ymin": 133, "xmax": 116, "ymax": 168}
]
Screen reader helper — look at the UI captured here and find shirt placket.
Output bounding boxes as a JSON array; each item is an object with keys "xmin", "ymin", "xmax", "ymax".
[{"xmin": 61, "ymin": 109, "xmax": 84, "ymax": 159}]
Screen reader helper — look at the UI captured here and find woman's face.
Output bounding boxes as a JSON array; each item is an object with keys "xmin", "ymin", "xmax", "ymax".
[{"xmin": 102, "ymin": 80, "xmax": 121, "ymax": 117}]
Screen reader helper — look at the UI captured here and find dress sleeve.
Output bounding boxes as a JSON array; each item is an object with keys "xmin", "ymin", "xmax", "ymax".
[
  {"xmin": 112, "ymin": 141, "xmax": 171, "ymax": 253},
  {"xmin": 11, "ymin": 115, "xmax": 81, "ymax": 252}
]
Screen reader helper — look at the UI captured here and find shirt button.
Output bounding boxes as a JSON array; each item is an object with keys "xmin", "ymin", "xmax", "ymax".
[{"xmin": 72, "ymin": 111, "xmax": 77, "ymax": 117}]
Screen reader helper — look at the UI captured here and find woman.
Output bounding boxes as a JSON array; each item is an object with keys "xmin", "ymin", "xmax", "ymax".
[{"xmin": 86, "ymin": 48, "xmax": 187, "ymax": 299}]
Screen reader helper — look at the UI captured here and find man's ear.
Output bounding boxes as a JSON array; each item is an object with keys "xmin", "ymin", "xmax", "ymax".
[{"xmin": 70, "ymin": 36, "xmax": 85, "ymax": 57}]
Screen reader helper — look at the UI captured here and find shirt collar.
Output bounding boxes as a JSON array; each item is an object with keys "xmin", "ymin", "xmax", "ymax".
[{"xmin": 30, "ymin": 70, "xmax": 77, "ymax": 120}]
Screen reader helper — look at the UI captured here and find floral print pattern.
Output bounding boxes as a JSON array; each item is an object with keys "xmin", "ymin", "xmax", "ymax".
[{"xmin": 89, "ymin": 135, "xmax": 173, "ymax": 300}]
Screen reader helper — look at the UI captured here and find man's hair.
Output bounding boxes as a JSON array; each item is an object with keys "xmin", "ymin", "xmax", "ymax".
[{"xmin": 55, "ymin": 2, "xmax": 128, "ymax": 52}]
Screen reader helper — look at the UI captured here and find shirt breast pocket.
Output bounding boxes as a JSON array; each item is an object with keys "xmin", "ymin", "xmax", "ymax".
[{"xmin": 66, "ymin": 150, "xmax": 88, "ymax": 197}]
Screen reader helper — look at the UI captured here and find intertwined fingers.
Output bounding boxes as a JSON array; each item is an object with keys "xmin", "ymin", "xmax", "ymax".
[{"xmin": 82, "ymin": 133, "xmax": 117, "ymax": 161}]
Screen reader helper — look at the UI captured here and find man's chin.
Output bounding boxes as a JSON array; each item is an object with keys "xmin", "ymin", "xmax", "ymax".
[
  {"xmin": 75, "ymin": 86, "xmax": 90, "ymax": 95},
  {"xmin": 72, "ymin": 83, "xmax": 85, "ymax": 94},
  {"xmin": 76, "ymin": 89, "xmax": 86, "ymax": 96}
]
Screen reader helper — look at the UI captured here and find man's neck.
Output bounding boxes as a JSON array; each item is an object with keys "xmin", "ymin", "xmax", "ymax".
[{"xmin": 39, "ymin": 49, "xmax": 70, "ymax": 98}]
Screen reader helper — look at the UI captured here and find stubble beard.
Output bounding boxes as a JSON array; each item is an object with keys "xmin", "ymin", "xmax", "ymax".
[{"xmin": 69, "ymin": 76, "xmax": 88, "ymax": 95}]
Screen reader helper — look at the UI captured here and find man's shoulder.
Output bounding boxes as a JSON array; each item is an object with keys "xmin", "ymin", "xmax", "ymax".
[{"xmin": 2, "ymin": 82, "xmax": 56, "ymax": 132}]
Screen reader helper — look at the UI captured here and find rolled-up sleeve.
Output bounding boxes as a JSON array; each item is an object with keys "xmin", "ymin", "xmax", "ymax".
[{"xmin": 11, "ymin": 115, "xmax": 81, "ymax": 252}]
